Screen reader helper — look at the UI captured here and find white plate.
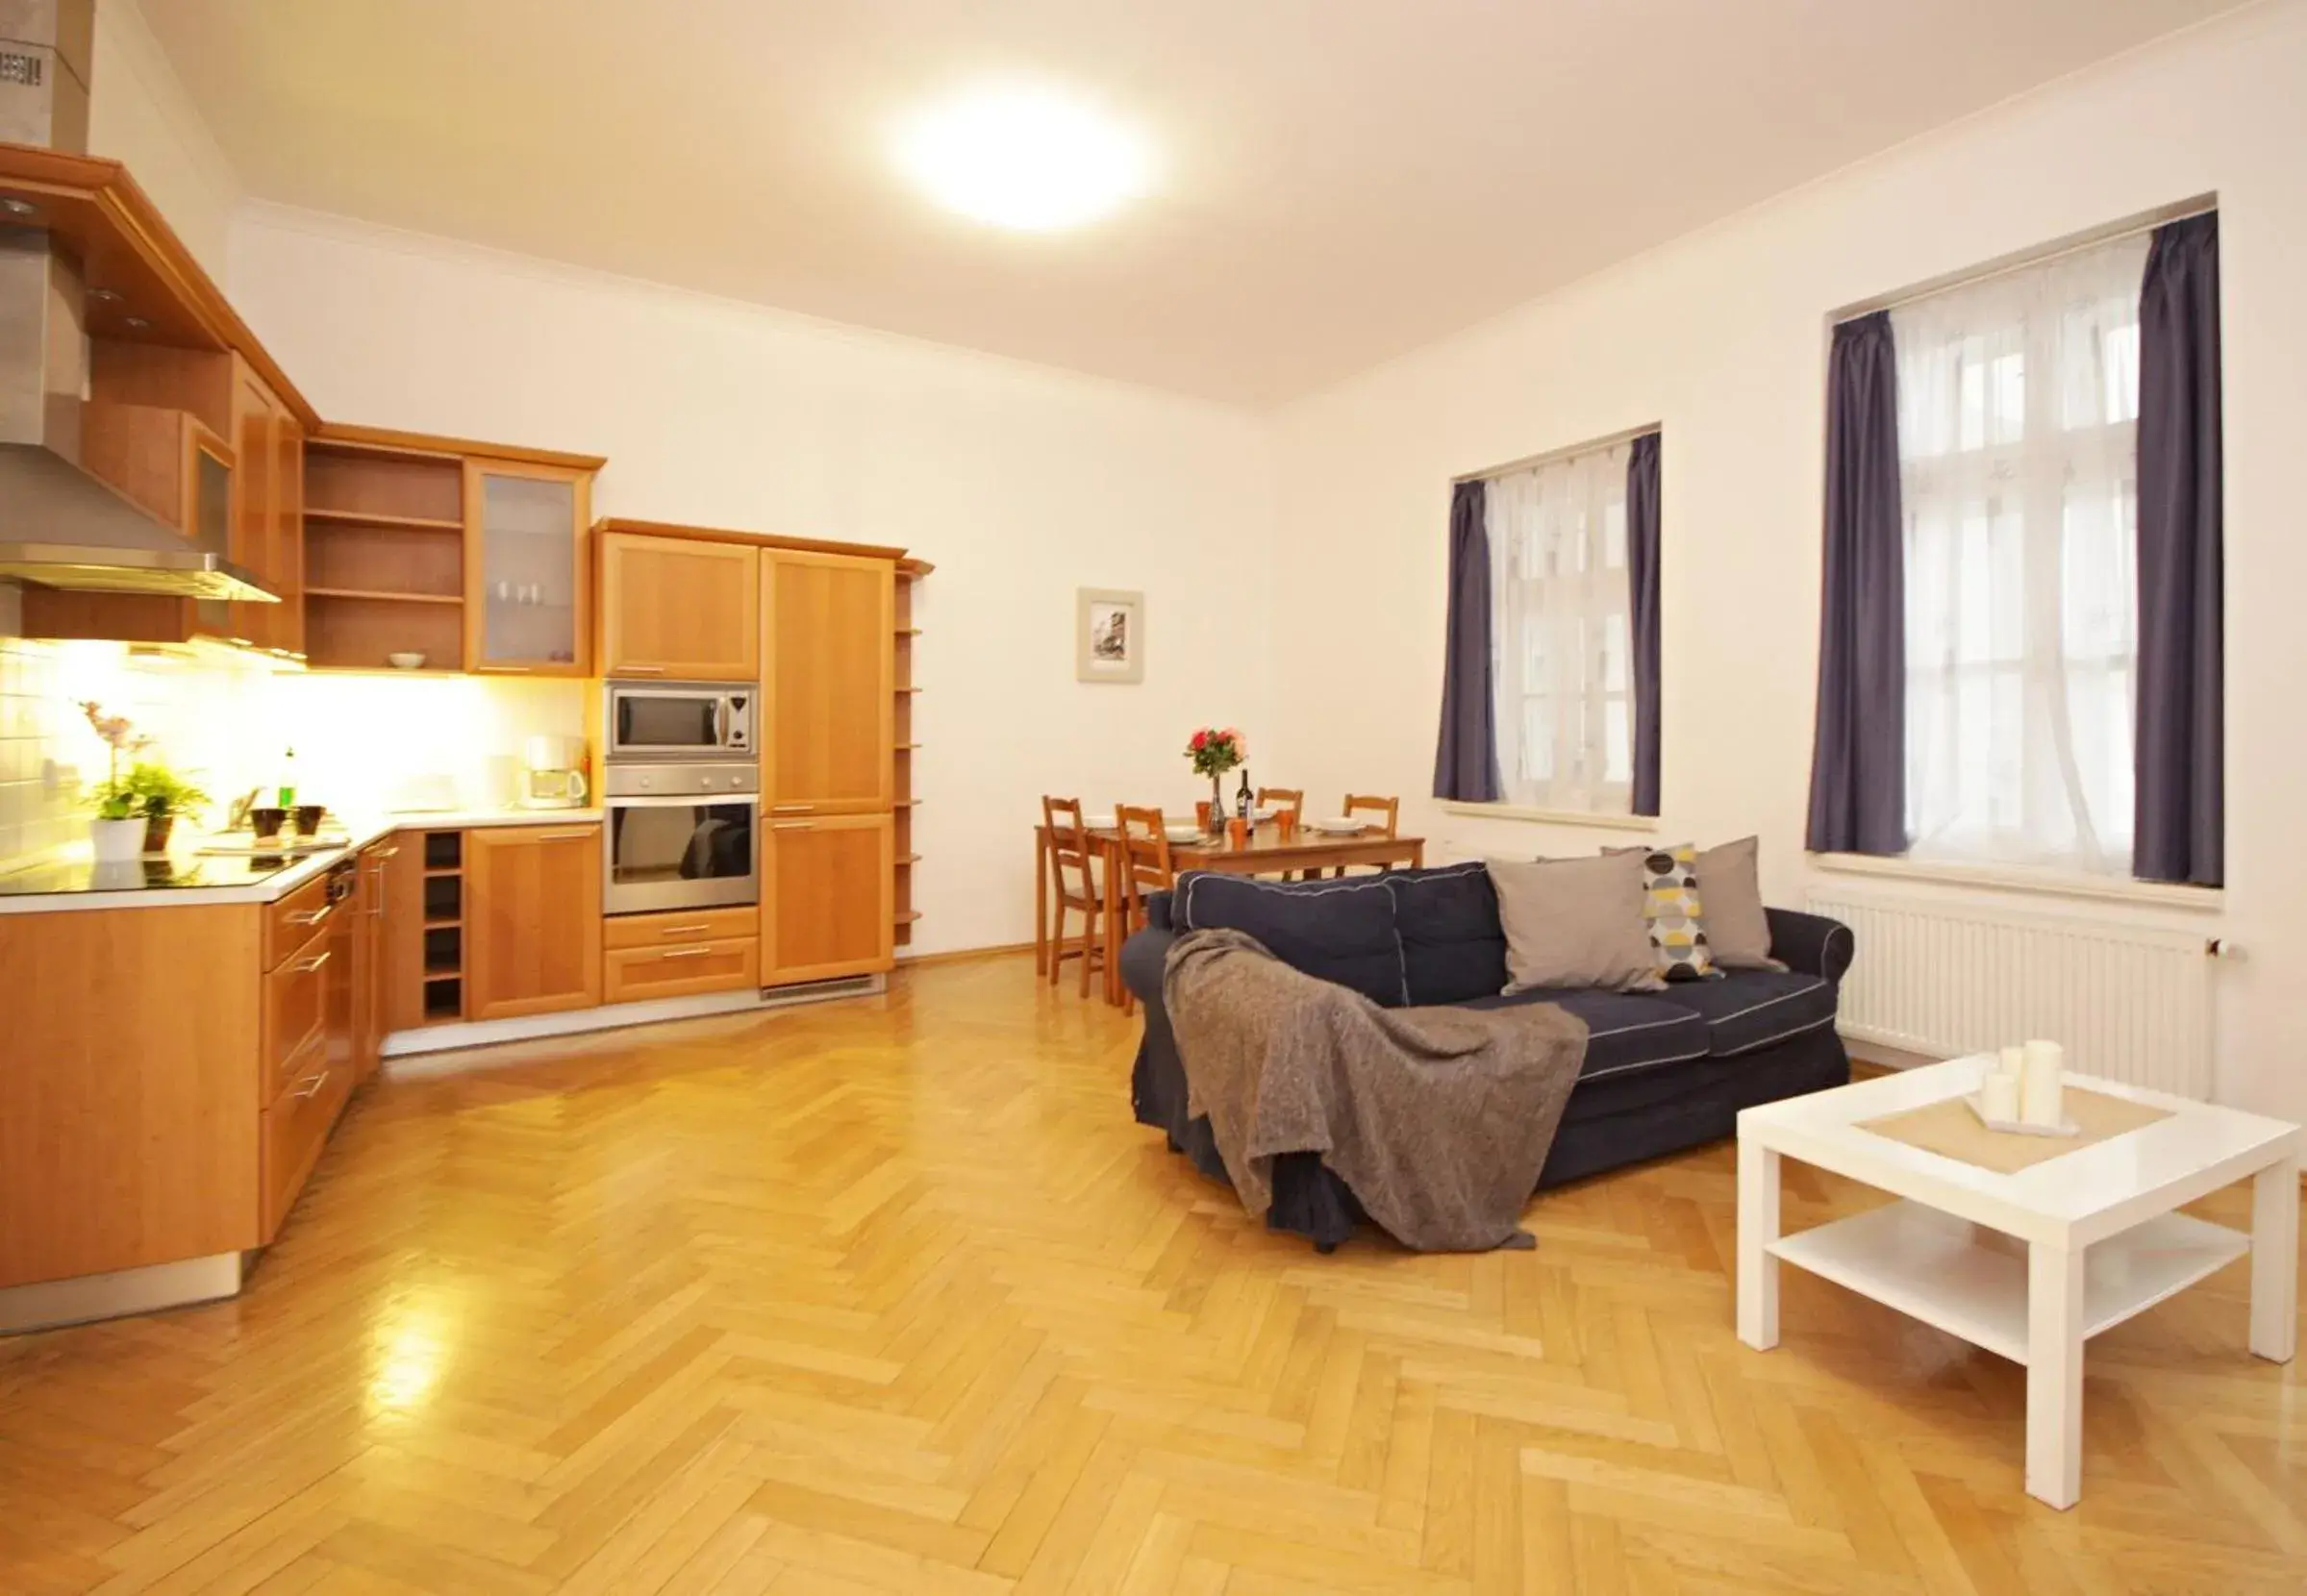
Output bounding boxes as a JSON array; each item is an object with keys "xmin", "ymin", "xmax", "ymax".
[
  {"xmin": 1306, "ymin": 816, "xmax": 1366, "ymax": 835},
  {"xmin": 1164, "ymin": 825, "xmax": 1205, "ymax": 843}
]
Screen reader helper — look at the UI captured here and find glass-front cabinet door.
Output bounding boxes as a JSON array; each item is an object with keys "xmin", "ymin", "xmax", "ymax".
[{"xmin": 464, "ymin": 460, "xmax": 591, "ymax": 675}]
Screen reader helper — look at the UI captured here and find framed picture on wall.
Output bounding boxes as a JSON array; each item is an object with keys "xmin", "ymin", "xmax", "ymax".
[{"xmin": 1075, "ymin": 587, "xmax": 1143, "ymax": 684}]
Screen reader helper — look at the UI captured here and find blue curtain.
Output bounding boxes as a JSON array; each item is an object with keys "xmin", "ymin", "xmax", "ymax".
[
  {"xmin": 1626, "ymin": 434, "xmax": 1663, "ymax": 816},
  {"xmin": 1805, "ymin": 312, "xmax": 1907, "ymax": 854},
  {"xmin": 1432, "ymin": 480, "xmax": 1501, "ymax": 801},
  {"xmin": 2133, "ymin": 212, "xmax": 2223, "ymax": 886}
]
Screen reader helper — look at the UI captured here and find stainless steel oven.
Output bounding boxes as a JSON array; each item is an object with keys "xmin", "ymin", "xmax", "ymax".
[
  {"xmin": 605, "ymin": 681, "xmax": 755, "ymax": 762},
  {"xmin": 604, "ymin": 762, "xmax": 760, "ymax": 915}
]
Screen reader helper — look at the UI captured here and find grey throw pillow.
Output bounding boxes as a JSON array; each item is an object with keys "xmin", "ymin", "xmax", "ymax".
[
  {"xmin": 1486, "ymin": 853, "xmax": 1666, "ymax": 994},
  {"xmin": 1693, "ymin": 835, "xmax": 1786, "ymax": 971}
]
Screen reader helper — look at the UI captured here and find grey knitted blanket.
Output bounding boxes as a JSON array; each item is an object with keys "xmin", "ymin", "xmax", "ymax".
[{"xmin": 1164, "ymin": 928, "xmax": 1589, "ymax": 1251}]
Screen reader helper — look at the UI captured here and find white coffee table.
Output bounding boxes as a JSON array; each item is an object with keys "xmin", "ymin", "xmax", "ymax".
[{"xmin": 1737, "ymin": 1058, "xmax": 2298, "ymax": 1509}]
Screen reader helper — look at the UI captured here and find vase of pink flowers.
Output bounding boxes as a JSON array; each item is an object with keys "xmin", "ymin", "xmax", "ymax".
[
  {"xmin": 1185, "ymin": 726, "xmax": 1245, "ymax": 825},
  {"xmin": 81, "ymin": 701, "xmax": 152, "ymax": 862}
]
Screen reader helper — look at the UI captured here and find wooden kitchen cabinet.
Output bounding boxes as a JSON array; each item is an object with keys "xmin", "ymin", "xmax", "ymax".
[
  {"xmin": 466, "ymin": 824, "xmax": 604, "ymax": 1019},
  {"xmin": 761, "ymin": 812, "xmax": 894, "ymax": 984},
  {"xmin": 599, "ymin": 533, "xmax": 760, "ymax": 681},
  {"xmin": 353, "ymin": 839, "xmax": 397, "ymax": 1081},
  {"xmin": 381, "ymin": 835, "xmax": 429, "ymax": 1034},
  {"xmin": 761, "ymin": 550, "xmax": 893, "ymax": 814},
  {"xmin": 0, "ymin": 907, "xmax": 263, "ymax": 1288},
  {"xmin": 465, "ymin": 459, "xmax": 591, "ymax": 675},
  {"xmin": 231, "ymin": 362, "xmax": 300, "ymax": 652}
]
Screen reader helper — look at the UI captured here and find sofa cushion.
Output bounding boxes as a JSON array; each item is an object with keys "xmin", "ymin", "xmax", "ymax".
[
  {"xmin": 1174, "ymin": 872, "xmax": 1407, "ymax": 1007},
  {"xmin": 1465, "ymin": 987, "xmax": 1711, "ymax": 1084},
  {"xmin": 1488, "ymin": 854, "xmax": 1665, "ymax": 994},
  {"xmin": 1386, "ymin": 861, "xmax": 1508, "ymax": 1005},
  {"xmin": 1644, "ymin": 969, "xmax": 1836, "ymax": 1057}
]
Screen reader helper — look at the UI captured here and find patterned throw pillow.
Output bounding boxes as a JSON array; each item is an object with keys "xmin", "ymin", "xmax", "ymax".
[{"xmin": 1638, "ymin": 844, "xmax": 1720, "ymax": 981}]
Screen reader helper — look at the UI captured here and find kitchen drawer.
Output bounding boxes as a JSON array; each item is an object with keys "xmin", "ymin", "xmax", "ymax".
[
  {"xmin": 603, "ymin": 936, "xmax": 759, "ymax": 1005},
  {"xmin": 263, "ymin": 926, "xmax": 332, "ymax": 1098},
  {"xmin": 263, "ymin": 874, "xmax": 339, "ymax": 969},
  {"xmin": 260, "ymin": 1048, "xmax": 353, "ymax": 1241},
  {"xmin": 603, "ymin": 906, "xmax": 757, "ymax": 950}
]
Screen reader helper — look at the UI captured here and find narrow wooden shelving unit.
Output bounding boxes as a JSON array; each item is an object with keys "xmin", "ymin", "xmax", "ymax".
[
  {"xmin": 417, "ymin": 831, "xmax": 465, "ymax": 1023},
  {"xmin": 893, "ymin": 558, "xmax": 930, "ymax": 949}
]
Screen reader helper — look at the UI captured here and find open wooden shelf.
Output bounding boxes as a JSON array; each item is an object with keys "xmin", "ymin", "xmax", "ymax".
[{"xmin": 306, "ymin": 586, "xmax": 464, "ymax": 606}]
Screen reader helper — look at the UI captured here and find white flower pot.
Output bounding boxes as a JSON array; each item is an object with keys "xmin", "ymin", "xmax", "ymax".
[{"xmin": 89, "ymin": 817, "xmax": 147, "ymax": 863}]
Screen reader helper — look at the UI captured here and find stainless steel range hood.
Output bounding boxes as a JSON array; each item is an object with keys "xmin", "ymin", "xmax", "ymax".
[{"xmin": 0, "ymin": 0, "xmax": 278, "ymax": 606}]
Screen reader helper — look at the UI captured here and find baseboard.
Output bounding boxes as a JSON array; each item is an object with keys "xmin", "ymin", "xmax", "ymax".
[
  {"xmin": 381, "ymin": 976, "xmax": 890, "ymax": 1067},
  {"xmin": 0, "ymin": 1252, "xmax": 241, "ymax": 1336},
  {"xmin": 897, "ymin": 941, "xmax": 1035, "ymax": 968}
]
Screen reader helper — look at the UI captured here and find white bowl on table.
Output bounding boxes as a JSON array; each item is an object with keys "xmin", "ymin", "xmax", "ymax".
[
  {"xmin": 1164, "ymin": 824, "xmax": 1205, "ymax": 843},
  {"xmin": 1305, "ymin": 816, "xmax": 1366, "ymax": 835}
]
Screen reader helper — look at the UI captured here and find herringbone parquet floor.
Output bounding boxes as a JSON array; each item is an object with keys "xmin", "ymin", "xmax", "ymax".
[{"xmin": 2, "ymin": 953, "xmax": 2301, "ymax": 1594}]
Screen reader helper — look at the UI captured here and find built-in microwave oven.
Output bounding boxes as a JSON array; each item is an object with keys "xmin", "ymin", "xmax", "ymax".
[{"xmin": 606, "ymin": 681, "xmax": 754, "ymax": 762}]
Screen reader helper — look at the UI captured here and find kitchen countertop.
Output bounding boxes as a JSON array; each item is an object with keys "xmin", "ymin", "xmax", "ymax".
[{"xmin": 0, "ymin": 808, "xmax": 606, "ymax": 914}]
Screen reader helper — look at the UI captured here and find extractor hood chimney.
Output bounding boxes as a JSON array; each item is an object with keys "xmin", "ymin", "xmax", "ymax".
[{"xmin": 0, "ymin": 0, "xmax": 279, "ymax": 605}]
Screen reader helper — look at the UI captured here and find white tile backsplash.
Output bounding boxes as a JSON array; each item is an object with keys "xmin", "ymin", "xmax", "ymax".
[{"xmin": 0, "ymin": 596, "xmax": 588, "ymax": 869}]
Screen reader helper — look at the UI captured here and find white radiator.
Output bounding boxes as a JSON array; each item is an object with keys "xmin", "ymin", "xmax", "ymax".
[{"xmin": 1804, "ymin": 886, "xmax": 2215, "ymax": 1099}]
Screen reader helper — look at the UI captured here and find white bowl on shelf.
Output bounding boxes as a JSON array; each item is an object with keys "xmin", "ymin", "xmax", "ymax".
[{"xmin": 387, "ymin": 651, "xmax": 427, "ymax": 670}]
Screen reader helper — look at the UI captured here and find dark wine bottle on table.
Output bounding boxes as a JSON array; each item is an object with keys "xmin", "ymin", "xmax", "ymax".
[{"xmin": 1237, "ymin": 769, "xmax": 1253, "ymax": 823}]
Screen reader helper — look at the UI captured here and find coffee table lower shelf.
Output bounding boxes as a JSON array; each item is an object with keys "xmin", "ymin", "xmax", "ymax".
[{"xmin": 1768, "ymin": 1201, "xmax": 2249, "ymax": 1364}]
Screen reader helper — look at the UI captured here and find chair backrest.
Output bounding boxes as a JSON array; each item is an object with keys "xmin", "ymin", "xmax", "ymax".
[
  {"xmin": 1114, "ymin": 805, "xmax": 1175, "ymax": 923},
  {"xmin": 1343, "ymin": 793, "xmax": 1399, "ymax": 837},
  {"xmin": 1256, "ymin": 786, "xmax": 1304, "ymax": 817},
  {"xmin": 1042, "ymin": 794, "xmax": 1098, "ymax": 903}
]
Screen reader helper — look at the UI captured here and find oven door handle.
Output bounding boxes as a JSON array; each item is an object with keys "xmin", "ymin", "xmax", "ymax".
[{"xmin": 609, "ymin": 792, "xmax": 762, "ymax": 809}]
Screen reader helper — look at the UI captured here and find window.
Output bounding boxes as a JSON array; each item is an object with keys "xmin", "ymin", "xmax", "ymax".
[
  {"xmin": 1894, "ymin": 232, "xmax": 2147, "ymax": 874},
  {"xmin": 1487, "ymin": 439, "xmax": 1636, "ymax": 812}
]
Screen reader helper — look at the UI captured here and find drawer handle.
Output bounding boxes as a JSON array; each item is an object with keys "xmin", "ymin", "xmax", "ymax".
[
  {"xmin": 659, "ymin": 947, "xmax": 713, "ymax": 960},
  {"xmin": 284, "ymin": 903, "xmax": 333, "ymax": 926},
  {"xmin": 770, "ymin": 804, "xmax": 815, "ymax": 813},
  {"xmin": 290, "ymin": 1068, "xmax": 331, "ymax": 1100},
  {"xmin": 657, "ymin": 923, "xmax": 711, "ymax": 936},
  {"xmin": 532, "ymin": 830, "xmax": 595, "ymax": 842},
  {"xmin": 620, "ymin": 665, "xmax": 666, "ymax": 675},
  {"xmin": 293, "ymin": 950, "xmax": 332, "ymax": 974},
  {"xmin": 772, "ymin": 820, "xmax": 813, "ymax": 831}
]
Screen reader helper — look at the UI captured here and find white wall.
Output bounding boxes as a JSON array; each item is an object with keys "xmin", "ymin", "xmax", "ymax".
[
  {"xmin": 1268, "ymin": 0, "xmax": 2307, "ymax": 1122},
  {"xmin": 85, "ymin": 0, "xmax": 239, "ymax": 277},
  {"xmin": 228, "ymin": 208, "xmax": 1275, "ymax": 956}
]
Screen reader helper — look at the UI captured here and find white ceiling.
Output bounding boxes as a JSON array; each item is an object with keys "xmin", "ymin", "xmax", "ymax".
[{"xmin": 140, "ymin": 0, "xmax": 2243, "ymax": 404}]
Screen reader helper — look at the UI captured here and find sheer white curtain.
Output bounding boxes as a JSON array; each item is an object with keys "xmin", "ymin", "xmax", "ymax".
[
  {"xmin": 1893, "ymin": 232, "xmax": 2147, "ymax": 874},
  {"xmin": 1488, "ymin": 441, "xmax": 1633, "ymax": 813}
]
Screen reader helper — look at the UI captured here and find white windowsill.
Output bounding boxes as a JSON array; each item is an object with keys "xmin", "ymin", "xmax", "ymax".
[
  {"xmin": 1439, "ymin": 801, "xmax": 1661, "ymax": 833},
  {"xmin": 1810, "ymin": 851, "xmax": 2224, "ymax": 912}
]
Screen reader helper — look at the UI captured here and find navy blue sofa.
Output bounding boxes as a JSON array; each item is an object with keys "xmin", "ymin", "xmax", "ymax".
[{"xmin": 1122, "ymin": 861, "xmax": 1855, "ymax": 1250}]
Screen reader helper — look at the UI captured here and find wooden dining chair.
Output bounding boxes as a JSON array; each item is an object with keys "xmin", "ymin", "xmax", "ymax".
[
  {"xmin": 1041, "ymin": 795, "xmax": 1107, "ymax": 997},
  {"xmin": 1329, "ymin": 793, "xmax": 1402, "ymax": 876},
  {"xmin": 1113, "ymin": 806, "xmax": 1177, "ymax": 1016},
  {"xmin": 1255, "ymin": 786, "xmax": 1304, "ymax": 819},
  {"xmin": 1342, "ymin": 793, "xmax": 1400, "ymax": 837}
]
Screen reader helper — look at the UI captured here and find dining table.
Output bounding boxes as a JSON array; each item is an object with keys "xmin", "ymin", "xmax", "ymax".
[{"xmin": 1031, "ymin": 817, "xmax": 1426, "ymax": 1005}]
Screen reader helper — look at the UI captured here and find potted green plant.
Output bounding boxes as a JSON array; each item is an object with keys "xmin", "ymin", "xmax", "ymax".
[
  {"xmin": 79, "ymin": 701, "xmax": 150, "ymax": 863},
  {"xmin": 126, "ymin": 761, "xmax": 211, "ymax": 854}
]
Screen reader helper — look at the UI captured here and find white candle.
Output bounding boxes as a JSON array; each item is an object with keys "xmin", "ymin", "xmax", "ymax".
[
  {"xmin": 2020, "ymin": 1039, "xmax": 2064, "ymax": 1127},
  {"xmin": 1998, "ymin": 1044, "xmax": 2025, "ymax": 1080},
  {"xmin": 1980, "ymin": 1071, "xmax": 2022, "ymax": 1123}
]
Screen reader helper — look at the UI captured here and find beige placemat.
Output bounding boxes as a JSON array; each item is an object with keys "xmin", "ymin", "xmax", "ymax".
[{"xmin": 1858, "ymin": 1085, "xmax": 2174, "ymax": 1174}]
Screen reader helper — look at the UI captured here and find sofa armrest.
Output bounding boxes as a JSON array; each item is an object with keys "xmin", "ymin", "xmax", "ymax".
[
  {"xmin": 1120, "ymin": 924, "xmax": 1177, "ymax": 1009},
  {"xmin": 1766, "ymin": 908, "xmax": 1854, "ymax": 985}
]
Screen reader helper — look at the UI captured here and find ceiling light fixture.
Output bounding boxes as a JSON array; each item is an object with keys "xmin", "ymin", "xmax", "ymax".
[{"xmin": 895, "ymin": 85, "xmax": 1151, "ymax": 232}]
